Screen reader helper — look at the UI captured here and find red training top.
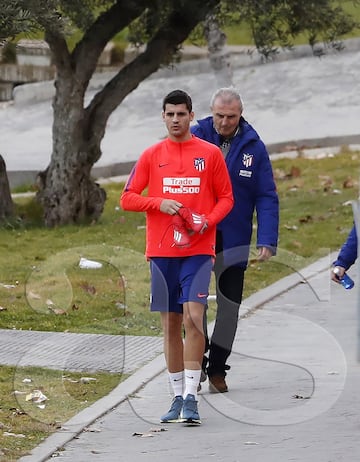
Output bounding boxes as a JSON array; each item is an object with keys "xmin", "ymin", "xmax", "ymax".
[{"xmin": 120, "ymin": 135, "xmax": 233, "ymax": 258}]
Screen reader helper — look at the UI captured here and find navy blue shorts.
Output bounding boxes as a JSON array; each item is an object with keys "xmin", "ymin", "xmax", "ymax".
[{"xmin": 149, "ymin": 255, "xmax": 213, "ymax": 313}]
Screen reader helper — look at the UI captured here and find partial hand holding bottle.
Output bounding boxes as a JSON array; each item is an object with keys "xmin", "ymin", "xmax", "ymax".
[{"xmin": 333, "ymin": 266, "xmax": 355, "ymax": 290}]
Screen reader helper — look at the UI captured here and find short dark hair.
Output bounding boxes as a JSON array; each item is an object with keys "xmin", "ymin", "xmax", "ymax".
[{"xmin": 162, "ymin": 89, "xmax": 192, "ymax": 112}]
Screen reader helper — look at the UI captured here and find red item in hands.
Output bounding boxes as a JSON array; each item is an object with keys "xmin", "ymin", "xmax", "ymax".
[
  {"xmin": 178, "ymin": 207, "xmax": 207, "ymax": 234},
  {"xmin": 172, "ymin": 214, "xmax": 191, "ymax": 247}
]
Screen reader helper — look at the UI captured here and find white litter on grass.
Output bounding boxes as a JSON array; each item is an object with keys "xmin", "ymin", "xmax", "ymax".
[
  {"xmin": 25, "ymin": 390, "xmax": 48, "ymax": 403},
  {"xmin": 80, "ymin": 377, "xmax": 97, "ymax": 383},
  {"xmin": 0, "ymin": 283, "xmax": 16, "ymax": 289},
  {"xmin": 3, "ymin": 432, "xmax": 26, "ymax": 438},
  {"xmin": 79, "ymin": 257, "xmax": 103, "ymax": 269}
]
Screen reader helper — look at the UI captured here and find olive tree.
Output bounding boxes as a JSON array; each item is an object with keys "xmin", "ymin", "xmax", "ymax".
[{"xmin": 23, "ymin": 0, "xmax": 220, "ymax": 227}]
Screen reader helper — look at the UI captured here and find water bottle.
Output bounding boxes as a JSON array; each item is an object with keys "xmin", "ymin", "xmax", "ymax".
[{"xmin": 333, "ymin": 267, "xmax": 355, "ymax": 290}]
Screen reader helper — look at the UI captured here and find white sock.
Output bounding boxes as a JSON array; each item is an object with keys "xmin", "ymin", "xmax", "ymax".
[
  {"xmin": 184, "ymin": 369, "xmax": 201, "ymax": 399},
  {"xmin": 168, "ymin": 371, "xmax": 184, "ymax": 397}
]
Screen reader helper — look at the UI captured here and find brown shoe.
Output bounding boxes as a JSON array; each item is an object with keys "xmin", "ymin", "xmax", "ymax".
[{"xmin": 208, "ymin": 375, "xmax": 228, "ymax": 393}]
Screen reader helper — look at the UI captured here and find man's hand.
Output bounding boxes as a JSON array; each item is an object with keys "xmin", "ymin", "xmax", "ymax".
[
  {"xmin": 331, "ymin": 266, "xmax": 345, "ymax": 283},
  {"xmin": 160, "ymin": 199, "xmax": 183, "ymax": 215},
  {"xmin": 199, "ymin": 221, "xmax": 208, "ymax": 234},
  {"xmin": 257, "ymin": 246, "xmax": 273, "ymax": 262},
  {"xmin": 177, "ymin": 207, "xmax": 207, "ymax": 233}
]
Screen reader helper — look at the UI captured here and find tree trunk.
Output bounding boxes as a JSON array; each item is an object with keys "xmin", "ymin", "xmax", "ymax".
[
  {"xmin": 0, "ymin": 154, "xmax": 14, "ymax": 221},
  {"xmin": 35, "ymin": 0, "xmax": 220, "ymax": 227},
  {"xmin": 36, "ymin": 76, "xmax": 106, "ymax": 227},
  {"xmin": 204, "ymin": 14, "xmax": 233, "ymax": 87}
]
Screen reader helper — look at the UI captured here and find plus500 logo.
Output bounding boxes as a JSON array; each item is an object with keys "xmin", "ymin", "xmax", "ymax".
[
  {"xmin": 163, "ymin": 185, "xmax": 200, "ymax": 194},
  {"xmin": 163, "ymin": 177, "xmax": 200, "ymax": 194}
]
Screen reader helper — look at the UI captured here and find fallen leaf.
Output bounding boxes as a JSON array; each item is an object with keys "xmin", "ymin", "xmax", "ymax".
[
  {"xmin": 318, "ymin": 175, "xmax": 332, "ymax": 187},
  {"xmin": 49, "ymin": 307, "xmax": 67, "ymax": 315},
  {"xmin": 80, "ymin": 282, "xmax": 97, "ymax": 295},
  {"xmin": 149, "ymin": 427, "xmax": 167, "ymax": 433},
  {"xmin": 299, "ymin": 215, "xmax": 313, "ymax": 223},
  {"xmin": 289, "ymin": 166, "xmax": 301, "ymax": 178},
  {"xmin": 132, "ymin": 432, "xmax": 154, "ymax": 438},
  {"xmin": 10, "ymin": 407, "xmax": 26, "ymax": 415},
  {"xmin": 343, "ymin": 177, "xmax": 355, "ymax": 188}
]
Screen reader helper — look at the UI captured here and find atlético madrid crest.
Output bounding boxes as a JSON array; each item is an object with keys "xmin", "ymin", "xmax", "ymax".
[
  {"xmin": 194, "ymin": 157, "xmax": 205, "ymax": 171},
  {"xmin": 242, "ymin": 153, "xmax": 253, "ymax": 167}
]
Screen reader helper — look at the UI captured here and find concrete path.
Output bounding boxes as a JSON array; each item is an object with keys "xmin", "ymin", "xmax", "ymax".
[
  {"xmin": 15, "ymin": 253, "xmax": 360, "ymax": 462},
  {"xmin": 0, "ymin": 329, "xmax": 163, "ymax": 374}
]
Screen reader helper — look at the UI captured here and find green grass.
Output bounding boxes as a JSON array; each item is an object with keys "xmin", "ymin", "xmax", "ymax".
[
  {"xmin": 1, "ymin": 149, "xmax": 359, "ymax": 460},
  {"xmin": 0, "ymin": 366, "xmax": 125, "ymax": 462},
  {"xmin": 1, "ymin": 148, "xmax": 359, "ymax": 335}
]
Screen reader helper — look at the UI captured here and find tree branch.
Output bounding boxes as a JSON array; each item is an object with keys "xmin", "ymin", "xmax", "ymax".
[{"xmin": 83, "ymin": 0, "xmax": 220, "ymax": 145}]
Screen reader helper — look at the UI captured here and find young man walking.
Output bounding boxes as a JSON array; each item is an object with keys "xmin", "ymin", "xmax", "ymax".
[{"xmin": 121, "ymin": 89, "xmax": 233, "ymax": 424}]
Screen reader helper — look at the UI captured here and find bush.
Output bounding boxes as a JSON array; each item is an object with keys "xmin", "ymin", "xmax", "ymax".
[
  {"xmin": 111, "ymin": 43, "xmax": 125, "ymax": 64},
  {"xmin": 1, "ymin": 41, "xmax": 17, "ymax": 63}
]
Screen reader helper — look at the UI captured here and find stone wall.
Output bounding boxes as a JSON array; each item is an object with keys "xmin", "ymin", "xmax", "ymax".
[{"xmin": 0, "ymin": 39, "xmax": 117, "ymax": 101}]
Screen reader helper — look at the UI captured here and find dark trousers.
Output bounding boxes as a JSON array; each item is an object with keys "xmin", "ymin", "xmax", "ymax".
[{"xmin": 205, "ymin": 232, "xmax": 245, "ymax": 378}]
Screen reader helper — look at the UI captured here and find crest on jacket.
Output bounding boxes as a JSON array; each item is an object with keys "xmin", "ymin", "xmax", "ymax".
[
  {"xmin": 242, "ymin": 153, "xmax": 253, "ymax": 168},
  {"xmin": 194, "ymin": 157, "xmax": 205, "ymax": 171}
]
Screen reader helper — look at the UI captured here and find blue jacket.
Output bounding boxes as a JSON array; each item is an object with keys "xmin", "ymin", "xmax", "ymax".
[
  {"xmin": 334, "ymin": 225, "xmax": 358, "ymax": 270},
  {"xmin": 191, "ymin": 116, "xmax": 279, "ymax": 268}
]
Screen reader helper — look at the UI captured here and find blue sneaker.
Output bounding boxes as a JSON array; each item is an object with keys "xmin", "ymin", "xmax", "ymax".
[
  {"xmin": 160, "ymin": 395, "xmax": 183, "ymax": 423},
  {"xmin": 180, "ymin": 394, "xmax": 201, "ymax": 425}
]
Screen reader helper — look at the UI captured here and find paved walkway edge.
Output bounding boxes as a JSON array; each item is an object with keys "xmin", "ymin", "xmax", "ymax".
[
  {"xmin": 19, "ymin": 354, "xmax": 167, "ymax": 462},
  {"xmin": 19, "ymin": 253, "xmax": 336, "ymax": 462}
]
